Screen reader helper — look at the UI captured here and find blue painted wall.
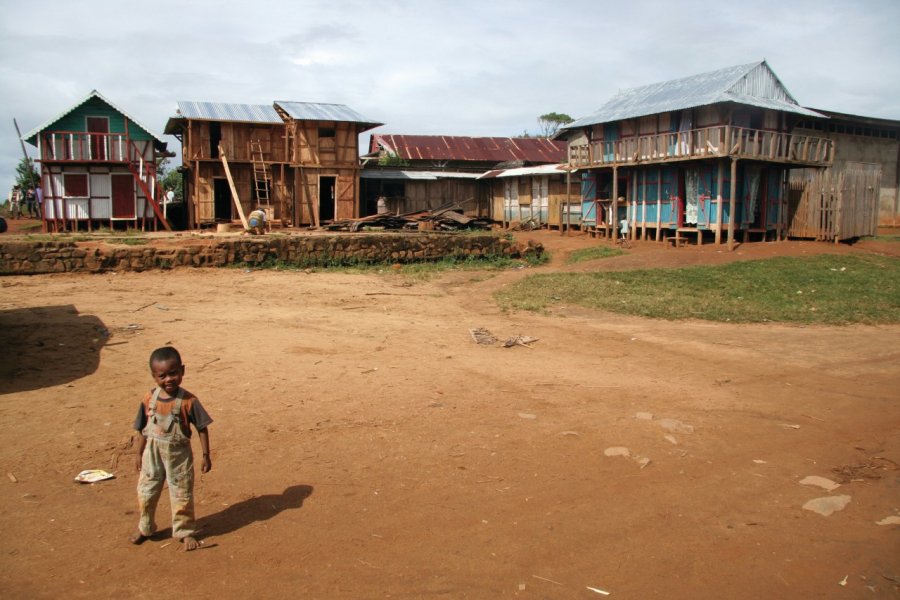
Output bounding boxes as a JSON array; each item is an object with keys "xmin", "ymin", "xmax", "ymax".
[{"xmin": 580, "ymin": 163, "xmax": 785, "ymax": 231}]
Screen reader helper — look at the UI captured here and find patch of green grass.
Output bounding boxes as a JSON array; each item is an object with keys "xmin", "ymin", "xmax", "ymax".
[
  {"xmin": 496, "ymin": 254, "xmax": 900, "ymax": 325},
  {"xmin": 391, "ymin": 254, "xmax": 543, "ymax": 280},
  {"xmin": 21, "ymin": 227, "xmax": 146, "ymax": 242},
  {"xmin": 869, "ymin": 234, "xmax": 900, "ymax": 243},
  {"xmin": 110, "ymin": 237, "xmax": 150, "ymax": 246},
  {"xmin": 241, "ymin": 252, "xmax": 548, "ymax": 278},
  {"xmin": 567, "ymin": 246, "xmax": 624, "ymax": 264}
]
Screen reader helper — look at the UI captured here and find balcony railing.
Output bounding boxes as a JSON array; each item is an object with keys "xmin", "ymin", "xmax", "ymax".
[
  {"xmin": 569, "ymin": 126, "xmax": 834, "ymax": 168},
  {"xmin": 40, "ymin": 131, "xmax": 140, "ymax": 162}
]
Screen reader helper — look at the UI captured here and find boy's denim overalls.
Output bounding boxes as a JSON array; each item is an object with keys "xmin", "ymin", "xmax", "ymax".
[{"xmin": 136, "ymin": 388, "xmax": 197, "ymax": 539}]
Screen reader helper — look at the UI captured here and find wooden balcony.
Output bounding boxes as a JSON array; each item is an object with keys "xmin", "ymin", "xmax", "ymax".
[
  {"xmin": 569, "ymin": 125, "xmax": 834, "ymax": 169},
  {"xmin": 39, "ymin": 131, "xmax": 142, "ymax": 163}
]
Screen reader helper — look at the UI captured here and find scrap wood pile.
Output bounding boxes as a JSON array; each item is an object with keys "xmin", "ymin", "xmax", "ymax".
[{"xmin": 324, "ymin": 206, "xmax": 492, "ymax": 232}]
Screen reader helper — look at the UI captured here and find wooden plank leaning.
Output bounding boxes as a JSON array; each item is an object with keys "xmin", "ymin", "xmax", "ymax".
[{"xmin": 219, "ymin": 142, "xmax": 249, "ymax": 231}]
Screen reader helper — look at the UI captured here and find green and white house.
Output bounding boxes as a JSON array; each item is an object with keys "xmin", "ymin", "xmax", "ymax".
[{"xmin": 22, "ymin": 90, "xmax": 170, "ymax": 231}]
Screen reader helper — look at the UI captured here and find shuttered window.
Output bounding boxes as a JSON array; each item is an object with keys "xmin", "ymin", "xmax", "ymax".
[{"xmin": 64, "ymin": 173, "xmax": 88, "ymax": 197}]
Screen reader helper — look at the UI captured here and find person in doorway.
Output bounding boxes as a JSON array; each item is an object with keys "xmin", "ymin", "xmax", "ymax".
[{"xmin": 130, "ymin": 346, "xmax": 213, "ymax": 551}]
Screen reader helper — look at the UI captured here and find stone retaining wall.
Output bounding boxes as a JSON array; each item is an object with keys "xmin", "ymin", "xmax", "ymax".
[{"xmin": 0, "ymin": 233, "xmax": 541, "ymax": 275}]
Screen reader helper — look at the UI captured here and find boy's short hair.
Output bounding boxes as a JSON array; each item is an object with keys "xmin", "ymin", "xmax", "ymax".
[{"xmin": 149, "ymin": 346, "xmax": 182, "ymax": 368}]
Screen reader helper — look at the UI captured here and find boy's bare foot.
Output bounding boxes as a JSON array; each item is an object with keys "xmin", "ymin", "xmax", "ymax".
[
  {"xmin": 181, "ymin": 535, "xmax": 201, "ymax": 551},
  {"xmin": 129, "ymin": 529, "xmax": 149, "ymax": 545}
]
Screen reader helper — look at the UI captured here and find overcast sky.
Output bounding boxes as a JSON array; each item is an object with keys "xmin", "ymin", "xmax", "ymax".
[{"xmin": 2, "ymin": 0, "xmax": 898, "ymax": 194}]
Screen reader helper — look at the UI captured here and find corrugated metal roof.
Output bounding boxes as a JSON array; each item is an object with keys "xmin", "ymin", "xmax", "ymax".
[
  {"xmin": 564, "ymin": 61, "xmax": 825, "ymax": 131},
  {"xmin": 275, "ymin": 101, "xmax": 382, "ymax": 130},
  {"xmin": 803, "ymin": 108, "xmax": 900, "ymax": 128},
  {"xmin": 369, "ymin": 134, "xmax": 567, "ymax": 164},
  {"xmin": 478, "ymin": 163, "xmax": 568, "ymax": 179},
  {"xmin": 22, "ymin": 89, "xmax": 165, "ymax": 146},
  {"xmin": 361, "ymin": 170, "xmax": 482, "ymax": 180},
  {"xmin": 174, "ymin": 101, "xmax": 283, "ymax": 123}
]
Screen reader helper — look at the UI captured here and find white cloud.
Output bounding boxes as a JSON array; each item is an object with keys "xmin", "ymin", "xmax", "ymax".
[{"xmin": 289, "ymin": 50, "xmax": 353, "ymax": 68}]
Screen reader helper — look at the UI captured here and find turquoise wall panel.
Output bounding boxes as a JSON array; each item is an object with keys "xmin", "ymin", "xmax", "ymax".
[
  {"xmin": 581, "ymin": 200, "xmax": 597, "ymax": 226},
  {"xmin": 581, "ymin": 172, "xmax": 596, "ymax": 201}
]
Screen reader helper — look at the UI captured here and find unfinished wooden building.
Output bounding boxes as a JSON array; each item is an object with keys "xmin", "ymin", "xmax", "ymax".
[
  {"xmin": 165, "ymin": 101, "xmax": 380, "ymax": 228},
  {"xmin": 23, "ymin": 90, "xmax": 170, "ymax": 232},
  {"xmin": 361, "ymin": 135, "xmax": 566, "ymax": 218},
  {"xmin": 557, "ymin": 61, "xmax": 836, "ymax": 246}
]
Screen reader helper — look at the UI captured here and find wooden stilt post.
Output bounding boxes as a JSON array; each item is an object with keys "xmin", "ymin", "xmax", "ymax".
[
  {"xmin": 631, "ymin": 173, "xmax": 637, "ymax": 241},
  {"xmin": 779, "ymin": 169, "xmax": 788, "ymax": 241},
  {"xmin": 656, "ymin": 167, "xmax": 662, "ymax": 241},
  {"xmin": 728, "ymin": 158, "xmax": 738, "ymax": 251},
  {"xmin": 563, "ymin": 168, "xmax": 570, "ymax": 236},
  {"xmin": 640, "ymin": 169, "xmax": 647, "ymax": 240},
  {"xmin": 611, "ymin": 166, "xmax": 618, "ymax": 240},
  {"xmin": 715, "ymin": 160, "xmax": 724, "ymax": 244},
  {"xmin": 190, "ymin": 160, "xmax": 199, "ymax": 230}
]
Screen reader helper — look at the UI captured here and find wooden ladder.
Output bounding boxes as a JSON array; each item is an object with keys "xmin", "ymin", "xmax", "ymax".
[{"xmin": 250, "ymin": 140, "xmax": 275, "ymax": 221}]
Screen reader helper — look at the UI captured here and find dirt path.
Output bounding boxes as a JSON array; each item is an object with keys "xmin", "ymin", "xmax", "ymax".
[{"xmin": 0, "ymin": 232, "xmax": 898, "ymax": 599}]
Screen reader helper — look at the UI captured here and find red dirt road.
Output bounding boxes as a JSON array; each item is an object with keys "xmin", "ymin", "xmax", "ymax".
[{"xmin": 0, "ymin": 231, "xmax": 898, "ymax": 599}]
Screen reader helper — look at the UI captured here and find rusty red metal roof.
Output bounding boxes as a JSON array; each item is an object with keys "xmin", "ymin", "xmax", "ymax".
[{"xmin": 368, "ymin": 134, "xmax": 566, "ymax": 164}]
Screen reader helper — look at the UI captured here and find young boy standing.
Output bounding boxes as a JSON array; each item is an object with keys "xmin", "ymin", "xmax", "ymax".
[{"xmin": 130, "ymin": 346, "xmax": 213, "ymax": 551}]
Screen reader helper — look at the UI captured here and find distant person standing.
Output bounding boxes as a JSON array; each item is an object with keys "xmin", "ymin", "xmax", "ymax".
[
  {"xmin": 34, "ymin": 184, "xmax": 43, "ymax": 219},
  {"xmin": 25, "ymin": 187, "xmax": 37, "ymax": 218},
  {"xmin": 8, "ymin": 185, "xmax": 22, "ymax": 219},
  {"xmin": 619, "ymin": 216, "xmax": 629, "ymax": 240}
]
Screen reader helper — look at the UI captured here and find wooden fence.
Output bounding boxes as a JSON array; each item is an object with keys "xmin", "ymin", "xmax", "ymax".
[{"xmin": 787, "ymin": 167, "xmax": 880, "ymax": 241}]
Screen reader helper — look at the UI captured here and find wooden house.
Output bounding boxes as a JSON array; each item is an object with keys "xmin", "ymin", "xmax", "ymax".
[
  {"xmin": 558, "ymin": 61, "xmax": 836, "ymax": 246},
  {"xmin": 23, "ymin": 90, "xmax": 170, "ymax": 232},
  {"xmin": 276, "ymin": 102, "xmax": 381, "ymax": 227},
  {"xmin": 165, "ymin": 101, "xmax": 380, "ymax": 228},
  {"xmin": 361, "ymin": 134, "xmax": 566, "ymax": 218}
]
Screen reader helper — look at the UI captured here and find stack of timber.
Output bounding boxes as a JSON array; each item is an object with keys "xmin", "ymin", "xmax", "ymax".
[{"xmin": 324, "ymin": 206, "xmax": 492, "ymax": 232}]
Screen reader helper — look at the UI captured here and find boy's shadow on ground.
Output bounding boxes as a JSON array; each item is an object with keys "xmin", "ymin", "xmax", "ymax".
[{"xmin": 198, "ymin": 484, "xmax": 313, "ymax": 537}]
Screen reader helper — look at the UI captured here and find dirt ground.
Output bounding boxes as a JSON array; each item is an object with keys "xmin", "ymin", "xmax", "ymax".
[{"xmin": 1, "ymin": 229, "xmax": 898, "ymax": 599}]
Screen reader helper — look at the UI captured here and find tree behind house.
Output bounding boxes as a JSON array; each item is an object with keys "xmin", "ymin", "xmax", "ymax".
[
  {"xmin": 14, "ymin": 157, "xmax": 39, "ymax": 191},
  {"xmin": 158, "ymin": 158, "xmax": 183, "ymax": 202},
  {"xmin": 538, "ymin": 112, "xmax": 574, "ymax": 137}
]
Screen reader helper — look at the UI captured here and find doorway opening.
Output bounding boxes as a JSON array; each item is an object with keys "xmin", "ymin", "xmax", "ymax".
[
  {"xmin": 86, "ymin": 116, "xmax": 109, "ymax": 160},
  {"xmin": 209, "ymin": 122, "xmax": 222, "ymax": 158},
  {"xmin": 319, "ymin": 176, "xmax": 336, "ymax": 223},
  {"xmin": 213, "ymin": 178, "xmax": 232, "ymax": 221}
]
